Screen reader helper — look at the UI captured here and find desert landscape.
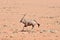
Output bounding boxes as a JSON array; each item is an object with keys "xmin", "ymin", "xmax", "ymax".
[{"xmin": 0, "ymin": 0, "xmax": 60, "ymax": 40}]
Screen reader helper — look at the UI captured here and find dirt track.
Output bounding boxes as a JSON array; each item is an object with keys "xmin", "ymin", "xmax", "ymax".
[{"xmin": 0, "ymin": 0, "xmax": 60, "ymax": 40}]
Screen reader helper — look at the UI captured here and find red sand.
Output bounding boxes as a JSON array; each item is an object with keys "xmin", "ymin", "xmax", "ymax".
[{"xmin": 0, "ymin": 0, "xmax": 60, "ymax": 40}]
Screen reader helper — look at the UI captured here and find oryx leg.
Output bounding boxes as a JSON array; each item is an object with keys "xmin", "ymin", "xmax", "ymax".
[
  {"xmin": 32, "ymin": 24, "xmax": 34, "ymax": 29},
  {"xmin": 22, "ymin": 23, "xmax": 28, "ymax": 30}
]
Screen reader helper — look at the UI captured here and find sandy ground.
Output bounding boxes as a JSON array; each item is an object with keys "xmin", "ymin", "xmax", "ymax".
[{"xmin": 0, "ymin": 0, "xmax": 60, "ymax": 40}]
